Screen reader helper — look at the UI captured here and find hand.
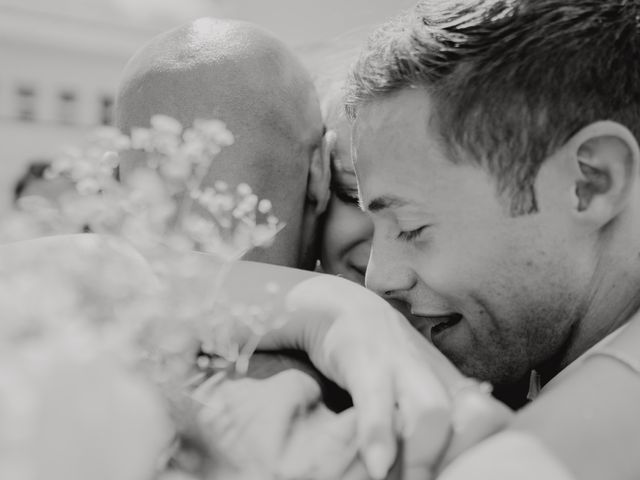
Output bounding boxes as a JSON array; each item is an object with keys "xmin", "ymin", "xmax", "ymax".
[
  {"xmin": 191, "ymin": 369, "xmax": 322, "ymax": 477},
  {"xmin": 278, "ymin": 407, "xmax": 364, "ymax": 480},
  {"xmin": 259, "ymin": 275, "xmax": 455, "ymax": 479},
  {"xmin": 261, "ymin": 275, "xmax": 513, "ymax": 479},
  {"xmin": 440, "ymin": 381, "xmax": 513, "ymax": 469}
]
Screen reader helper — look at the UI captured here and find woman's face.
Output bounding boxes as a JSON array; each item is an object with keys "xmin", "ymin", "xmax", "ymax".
[{"xmin": 320, "ymin": 120, "xmax": 373, "ymax": 285}]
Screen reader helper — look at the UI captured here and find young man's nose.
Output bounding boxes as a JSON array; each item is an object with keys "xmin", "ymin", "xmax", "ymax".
[{"xmin": 364, "ymin": 240, "xmax": 414, "ymax": 299}]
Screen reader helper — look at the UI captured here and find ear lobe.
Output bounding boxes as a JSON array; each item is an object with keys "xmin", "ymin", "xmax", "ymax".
[
  {"xmin": 307, "ymin": 129, "xmax": 335, "ymax": 215},
  {"xmin": 571, "ymin": 123, "xmax": 638, "ymax": 223}
]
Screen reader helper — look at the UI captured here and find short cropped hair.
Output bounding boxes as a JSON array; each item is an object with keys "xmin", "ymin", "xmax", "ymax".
[{"xmin": 346, "ymin": 0, "xmax": 640, "ymax": 214}]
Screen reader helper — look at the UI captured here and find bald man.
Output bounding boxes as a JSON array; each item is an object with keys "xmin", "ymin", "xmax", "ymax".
[
  {"xmin": 116, "ymin": 18, "xmax": 330, "ymax": 270},
  {"xmin": 115, "ymin": 18, "xmax": 350, "ymax": 415}
]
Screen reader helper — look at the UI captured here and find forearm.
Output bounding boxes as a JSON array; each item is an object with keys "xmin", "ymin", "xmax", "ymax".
[
  {"xmin": 219, "ymin": 259, "xmax": 319, "ymax": 305},
  {"xmin": 259, "ymin": 274, "xmax": 469, "ymax": 395},
  {"xmin": 256, "ymin": 274, "xmax": 369, "ymax": 352}
]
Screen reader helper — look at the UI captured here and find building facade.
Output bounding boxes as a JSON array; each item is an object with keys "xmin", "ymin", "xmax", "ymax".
[
  {"xmin": 0, "ymin": 0, "xmax": 413, "ymax": 212},
  {"xmin": 0, "ymin": 1, "xmax": 169, "ymax": 211}
]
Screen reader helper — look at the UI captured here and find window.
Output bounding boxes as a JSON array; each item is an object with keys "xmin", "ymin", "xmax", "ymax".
[
  {"xmin": 16, "ymin": 85, "xmax": 36, "ymax": 122},
  {"xmin": 99, "ymin": 95, "xmax": 114, "ymax": 126},
  {"xmin": 58, "ymin": 90, "xmax": 77, "ymax": 125}
]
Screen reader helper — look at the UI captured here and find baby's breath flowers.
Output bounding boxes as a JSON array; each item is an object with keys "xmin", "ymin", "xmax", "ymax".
[{"xmin": 0, "ymin": 115, "xmax": 287, "ymax": 479}]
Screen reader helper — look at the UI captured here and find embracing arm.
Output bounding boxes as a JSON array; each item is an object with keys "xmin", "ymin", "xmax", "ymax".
[
  {"xmin": 0, "ymin": 237, "xmax": 513, "ymax": 479},
  {"xmin": 255, "ymin": 275, "xmax": 511, "ymax": 479},
  {"xmin": 248, "ymin": 272, "xmax": 640, "ymax": 480},
  {"xmin": 500, "ymin": 315, "xmax": 640, "ymax": 480},
  {"xmin": 439, "ymin": 316, "xmax": 640, "ymax": 480}
]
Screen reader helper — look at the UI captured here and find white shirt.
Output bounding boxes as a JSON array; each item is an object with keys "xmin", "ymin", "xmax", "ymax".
[{"xmin": 528, "ymin": 325, "xmax": 627, "ymax": 399}]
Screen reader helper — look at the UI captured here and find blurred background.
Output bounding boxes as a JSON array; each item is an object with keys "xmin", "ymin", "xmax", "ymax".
[{"xmin": 0, "ymin": 0, "xmax": 415, "ymax": 212}]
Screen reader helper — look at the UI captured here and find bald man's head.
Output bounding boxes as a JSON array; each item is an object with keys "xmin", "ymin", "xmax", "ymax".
[{"xmin": 116, "ymin": 18, "xmax": 328, "ymax": 268}]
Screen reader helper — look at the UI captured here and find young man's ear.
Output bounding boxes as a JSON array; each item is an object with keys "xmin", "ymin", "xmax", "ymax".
[
  {"xmin": 307, "ymin": 129, "xmax": 335, "ymax": 215},
  {"xmin": 568, "ymin": 121, "xmax": 640, "ymax": 225}
]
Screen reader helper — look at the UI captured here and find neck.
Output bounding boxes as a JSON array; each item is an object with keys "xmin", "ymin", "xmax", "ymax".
[
  {"xmin": 492, "ymin": 375, "xmax": 533, "ymax": 410},
  {"xmin": 543, "ymin": 254, "xmax": 640, "ymax": 381}
]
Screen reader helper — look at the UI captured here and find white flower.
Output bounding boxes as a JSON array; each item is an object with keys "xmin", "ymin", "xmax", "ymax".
[
  {"xmin": 160, "ymin": 155, "xmax": 192, "ymax": 182},
  {"xmin": 194, "ymin": 119, "xmax": 234, "ymax": 147},
  {"xmin": 183, "ymin": 214, "xmax": 214, "ymax": 240},
  {"xmin": 101, "ymin": 151, "xmax": 120, "ymax": 169},
  {"xmin": 214, "ymin": 194, "xmax": 235, "ymax": 212},
  {"xmin": 242, "ymin": 194, "xmax": 258, "ymax": 210},
  {"xmin": 0, "ymin": 113, "xmax": 292, "ymax": 479},
  {"xmin": 258, "ymin": 199, "xmax": 272, "ymax": 214},
  {"xmin": 76, "ymin": 178, "xmax": 101, "ymax": 195},
  {"xmin": 131, "ymin": 128, "xmax": 153, "ymax": 151},
  {"xmin": 150, "ymin": 115, "xmax": 183, "ymax": 136},
  {"xmin": 68, "ymin": 159, "xmax": 94, "ymax": 182},
  {"xmin": 178, "ymin": 139, "xmax": 206, "ymax": 161},
  {"xmin": 232, "ymin": 207, "xmax": 245, "ymax": 219},
  {"xmin": 91, "ymin": 127, "xmax": 131, "ymax": 151},
  {"xmin": 251, "ymin": 224, "xmax": 277, "ymax": 247},
  {"xmin": 150, "ymin": 131, "xmax": 180, "ymax": 157},
  {"xmin": 125, "ymin": 168, "xmax": 168, "ymax": 205},
  {"xmin": 236, "ymin": 183, "xmax": 252, "ymax": 197}
]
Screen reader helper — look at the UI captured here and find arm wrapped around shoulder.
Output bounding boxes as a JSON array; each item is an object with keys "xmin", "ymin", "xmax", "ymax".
[{"xmin": 438, "ymin": 431, "xmax": 575, "ymax": 480}]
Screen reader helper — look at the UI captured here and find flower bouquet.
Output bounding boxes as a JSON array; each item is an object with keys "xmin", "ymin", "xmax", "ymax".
[{"xmin": 0, "ymin": 115, "xmax": 287, "ymax": 480}]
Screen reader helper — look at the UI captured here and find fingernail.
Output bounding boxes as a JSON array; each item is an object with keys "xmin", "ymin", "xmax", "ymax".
[{"xmin": 364, "ymin": 443, "xmax": 394, "ymax": 480}]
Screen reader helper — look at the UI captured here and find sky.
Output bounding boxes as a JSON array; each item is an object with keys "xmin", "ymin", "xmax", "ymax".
[{"xmin": 0, "ymin": 0, "xmax": 417, "ymax": 47}]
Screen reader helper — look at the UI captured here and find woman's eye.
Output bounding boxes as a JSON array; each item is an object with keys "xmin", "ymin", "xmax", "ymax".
[
  {"xmin": 334, "ymin": 188, "xmax": 359, "ymax": 206},
  {"xmin": 397, "ymin": 226, "xmax": 427, "ymax": 242}
]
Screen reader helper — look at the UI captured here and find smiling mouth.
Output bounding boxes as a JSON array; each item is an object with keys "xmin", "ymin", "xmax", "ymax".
[
  {"xmin": 409, "ymin": 313, "xmax": 463, "ymax": 339},
  {"xmin": 431, "ymin": 313, "xmax": 462, "ymax": 335}
]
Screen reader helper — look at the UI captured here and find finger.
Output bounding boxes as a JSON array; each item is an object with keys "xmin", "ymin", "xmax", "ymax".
[
  {"xmin": 398, "ymin": 409, "xmax": 450, "ymax": 480},
  {"xmin": 269, "ymin": 369, "xmax": 323, "ymax": 409},
  {"xmin": 215, "ymin": 370, "xmax": 322, "ymax": 447},
  {"xmin": 278, "ymin": 407, "xmax": 359, "ymax": 479},
  {"xmin": 396, "ymin": 361, "xmax": 452, "ymax": 480},
  {"xmin": 394, "ymin": 440, "xmax": 435, "ymax": 480},
  {"xmin": 191, "ymin": 371, "xmax": 226, "ymax": 402},
  {"xmin": 320, "ymin": 322, "xmax": 399, "ymax": 480},
  {"xmin": 345, "ymin": 359, "xmax": 397, "ymax": 480},
  {"xmin": 195, "ymin": 371, "xmax": 323, "ymax": 471},
  {"xmin": 439, "ymin": 388, "xmax": 513, "ymax": 469},
  {"xmin": 341, "ymin": 455, "xmax": 377, "ymax": 480}
]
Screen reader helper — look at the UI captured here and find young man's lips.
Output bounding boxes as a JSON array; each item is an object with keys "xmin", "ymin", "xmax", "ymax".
[
  {"xmin": 430, "ymin": 313, "xmax": 463, "ymax": 335},
  {"xmin": 408, "ymin": 313, "xmax": 463, "ymax": 339}
]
